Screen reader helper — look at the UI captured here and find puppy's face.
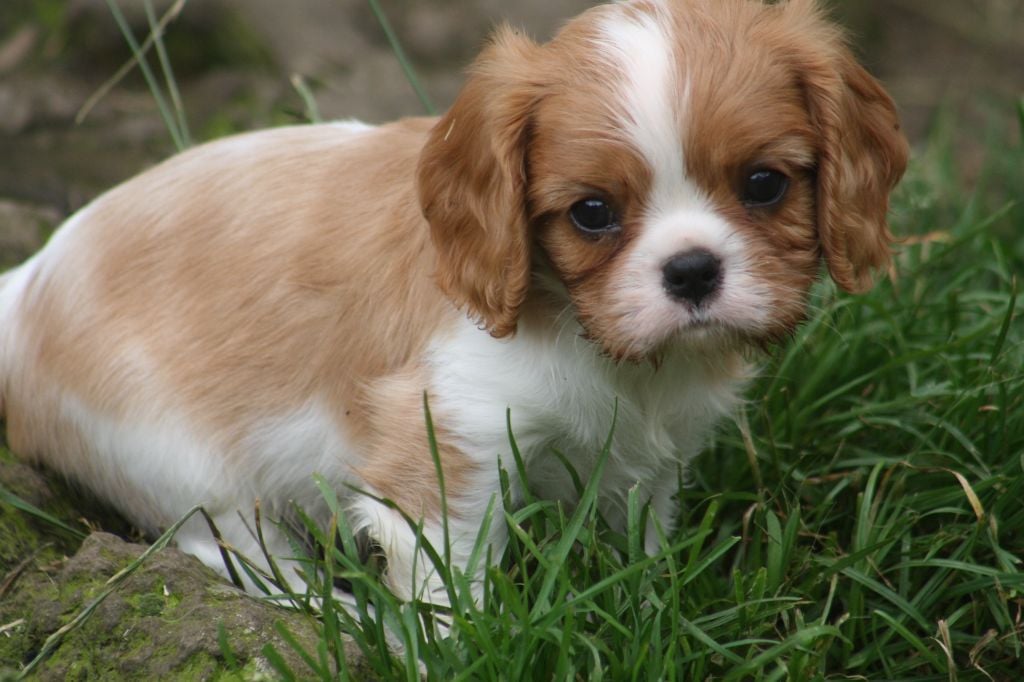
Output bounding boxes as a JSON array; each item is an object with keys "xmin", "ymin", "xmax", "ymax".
[{"xmin": 418, "ymin": 0, "xmax": 908, "ymax": 361}]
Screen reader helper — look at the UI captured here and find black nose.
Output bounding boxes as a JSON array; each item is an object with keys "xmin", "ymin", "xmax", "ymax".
[{"xmin": 662, "ymin": 249, "xmax": 722, "ymax": 305}]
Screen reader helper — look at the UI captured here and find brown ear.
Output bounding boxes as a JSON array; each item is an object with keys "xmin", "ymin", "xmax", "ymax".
[
  {"xmin": 802, "ymin": 43, "xmax": 909, "ymax": 292},
  {"xmin": 416, "ymin": 27, "xmax": 544, "ymax": 337}
]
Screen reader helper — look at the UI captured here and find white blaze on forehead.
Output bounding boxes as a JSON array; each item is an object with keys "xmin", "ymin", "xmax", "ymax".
[
  {"xmin": 585, "ymin": 3, "xmax": 769, "ymax": 346},
  {"xmin": 593, "ymin": 3, "xmax": 702, "ymax": 213}
]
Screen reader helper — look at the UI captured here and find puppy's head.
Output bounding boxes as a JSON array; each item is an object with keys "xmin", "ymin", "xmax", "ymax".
[{"xmin": 417, "ymin": 0, "xmax": 908, "ymax": 360}]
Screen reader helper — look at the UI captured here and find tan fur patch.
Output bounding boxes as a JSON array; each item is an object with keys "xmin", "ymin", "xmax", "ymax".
[
  {"xmin": 355, "ymin": 368, "xmax": 477, "ymax": 520},
  {"xmin": 10, "ymin": 120, "xmax": 461, "ymax": 464},
  {"xmin": 416, "ymin": 28, "xmax": 542, "ymax": 339}
]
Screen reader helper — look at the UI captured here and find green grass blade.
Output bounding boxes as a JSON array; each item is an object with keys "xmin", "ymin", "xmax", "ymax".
[
  {"xmin": 103, "ymin": 0, "xmax": 185, "ymax": 149},
  {"xmin": 143, "ymin": 0, "xmax": 190, "ymax": 146},
  {"xmin": 0, "ymin": 483, "xmax": 86, "ymax": 539},
  {"xmin": 366, "ymin": 0, "xmax": 435, "ymax": 115}
]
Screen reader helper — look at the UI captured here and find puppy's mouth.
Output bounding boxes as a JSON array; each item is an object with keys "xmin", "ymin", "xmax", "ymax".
[
  {"xmin": 671, "ymin": 314, "xmax": 749, "ymax": 344},
  {"xmin": 585, "ymin": 311, "xmax": 751, "ymax": 365},
  {"xmin": 679, "ymin": 306, "xmax": 719, "ymax": 329}
]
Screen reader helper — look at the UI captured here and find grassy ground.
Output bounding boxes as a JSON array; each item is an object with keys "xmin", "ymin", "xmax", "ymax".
[
  {"xmin": 240, "ymin": 104, "xmax": 1020, "ymax": 680},
  {"xmin": 5, "ymin": 4, "xmax": 1024, "ymax": 680}
]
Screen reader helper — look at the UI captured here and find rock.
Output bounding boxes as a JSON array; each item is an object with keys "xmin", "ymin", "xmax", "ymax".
[
  {"xmin": 0, "ymin": 83, "xmax": 171, "ymax": 212},
  {"xmin": 0, "ymin": 199, "xmax": 62, "ymax": 268},
  {"xmin": 0, "ymin": 455, "xmax": 370, "ymax": 679},
  {"xmin": 349, "ymin": 0, "xmax": 596, "ymax": 65},
  {"xmin": 0, "ymin": 26, "xmax": 38, "ymax": 74},
  {"xmin": 0, "ymin": 530, "xmax": 368, "ymax": 680},
  {"xmin": 0, "ymin": 73, "xmax": 89, "ymax": 136}
]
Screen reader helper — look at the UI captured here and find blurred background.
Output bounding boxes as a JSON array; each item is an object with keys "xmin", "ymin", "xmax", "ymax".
[{"xmin": 1, "ymin": 0, "xmax": 1022, "ymax": 266}]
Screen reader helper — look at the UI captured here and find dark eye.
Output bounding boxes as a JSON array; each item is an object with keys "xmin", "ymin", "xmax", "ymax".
[
  {"xmin": 569, "ymin": 198, "xmax": 619, "ymax": 234},
  {"xmin": 742, "ymin": 169, "xmax": 789, "ymax": 207}
]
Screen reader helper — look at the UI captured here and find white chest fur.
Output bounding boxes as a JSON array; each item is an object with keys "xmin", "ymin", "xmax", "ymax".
[{"xmin": 425, "ymin": 313, "xmax": 747, "ymax": 532}]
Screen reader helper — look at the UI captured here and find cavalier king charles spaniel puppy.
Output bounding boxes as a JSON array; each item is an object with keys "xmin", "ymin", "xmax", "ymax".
[{"xmin": 1, "ymin": 0, "xmax": 906, "ymax": 602}]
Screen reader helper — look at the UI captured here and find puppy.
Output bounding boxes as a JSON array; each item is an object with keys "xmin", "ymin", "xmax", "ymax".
[{"xmin": 0, "ymin": 0, "xmax": 906, "ymax": 602}]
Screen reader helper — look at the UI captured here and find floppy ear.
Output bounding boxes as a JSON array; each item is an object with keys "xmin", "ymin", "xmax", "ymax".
[
  {"xmin": 416, "ymin": 27, "xmax": 544, "ymax": 338},
  {"xmin": 801, "ymin": 39, "xmax": 909, "ymax": 292}
]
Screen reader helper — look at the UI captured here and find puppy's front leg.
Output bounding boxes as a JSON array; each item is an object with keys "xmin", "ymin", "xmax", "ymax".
[
  {"xmin": 352, "ymin": 375, "xmax": 510, "ymax": 607},
  {"xmin": 348, "ymin": 477, "xmax": 506, "ymax": 608},
  {"xmin": 644, "ymin": 475, "xmax": 680, "ymax": 556}
]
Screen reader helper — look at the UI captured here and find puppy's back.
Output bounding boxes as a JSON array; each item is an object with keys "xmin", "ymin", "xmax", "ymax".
[{"xmin": 0, "ymin": 119, "xmax": 450, "ymax": 529}]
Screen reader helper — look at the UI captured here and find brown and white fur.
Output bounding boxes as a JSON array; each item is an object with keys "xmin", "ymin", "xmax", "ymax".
[{"xmin": 0, "ymin": 0, "xmax": 907, "ymax": 602}]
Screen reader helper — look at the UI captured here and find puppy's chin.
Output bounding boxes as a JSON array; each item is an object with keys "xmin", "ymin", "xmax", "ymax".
[
  {"xmin": 577, "ymin": 315, "xmax": 738, "ymax": 366},
  {"xmin": 580, "ymin": 298, "xmax": 807, "ymax": 365}
]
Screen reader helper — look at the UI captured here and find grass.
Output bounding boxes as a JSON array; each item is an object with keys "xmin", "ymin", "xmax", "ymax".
[{"xmin": 5, "ymin": 2, "xmax": 1024, "ymax": 680}]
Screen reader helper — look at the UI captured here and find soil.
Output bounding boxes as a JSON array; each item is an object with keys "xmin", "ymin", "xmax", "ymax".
[{"xmin": 0, "ymin": 0, "xmax": 1021, "ymax": 678}]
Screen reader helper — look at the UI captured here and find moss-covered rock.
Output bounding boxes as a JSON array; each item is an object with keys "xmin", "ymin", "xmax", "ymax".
[
  {"xmin": 0, "ymin": 529, "xmax": 370, "ymax": 680},
  {"xmin": 0, "ymin": 456, "xmax": 369, "ymax": 679}
]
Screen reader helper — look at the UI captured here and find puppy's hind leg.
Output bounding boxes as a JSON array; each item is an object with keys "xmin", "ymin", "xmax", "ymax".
[{"xmin": 173, "ymin": 509, "xmax": 320, "ymax": 600}]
